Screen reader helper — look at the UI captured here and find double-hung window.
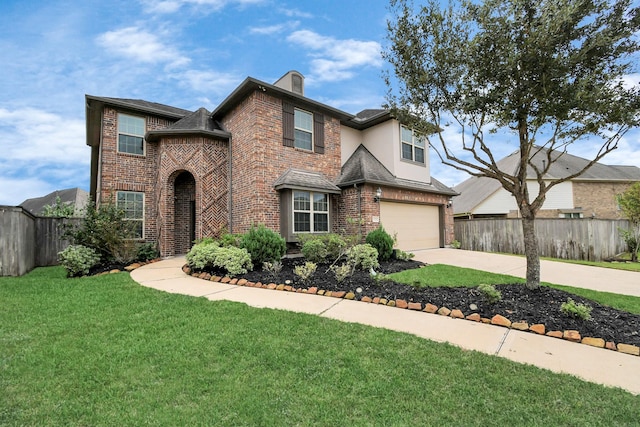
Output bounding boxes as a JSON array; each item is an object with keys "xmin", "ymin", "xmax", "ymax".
[
  {"xmin": 293, "ymin": 191, "xmax": 329, "ymax": 233},
  {"xmin": 118, "ymin": 113, "xmax": 145, "ymax": 155},
  {"xmin": 401, "ymin": 125, "xmax": 425, "ymax": 164},
  {"xmin": 117, "ymin": 191, "xmax": 144, "ymax": 238},
  {"xmin": 294, "ymin": 108, "xmax": 313, "ymax": 150}
]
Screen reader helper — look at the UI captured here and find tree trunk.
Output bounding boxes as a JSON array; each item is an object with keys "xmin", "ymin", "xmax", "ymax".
[{"xmin": 521, "ymin": 214, "xmax": 540, "ymax": 290}]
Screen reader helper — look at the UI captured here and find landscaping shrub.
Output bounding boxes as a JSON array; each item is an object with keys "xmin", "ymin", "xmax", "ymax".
[
  {"xmin": 301, "ymin": 238, "xmax": 329, "ymax": 263},
  {"xmin": 58, "ymin": 245, "xmax": 101, "ymax": 277},
  {"xmin": 394, "ymin": 249, "xmax": 415, "ymax": 261},
  {"xmin": 186, "ymin": 241, "xmax": 221, "ymax": 270},
  {"xmin": 366, "ymin": 226, "xmax": 394, "ymax": 261},
  {"xmin": 240, "ymin": 224, "xmax": 286, "ymax": 266},
  {"xmin": 294, "ymin": 261, "xmax": 317, "ymax": 285},
  {"xmin": 211, "ymin": 246, "xmax": 253, "ymax": 276},
  {"xmin": 561, "ymin": 298, "xmax": 592, "ymax": 321},
  {"xmin": 323, "ymin": 233, "xmax": 348, "ymax": 260},
  {"xmin": 64, "ymin": 200, "xmax": 138, "ymax": 264},
  {"xmin": 330, "ymin": 263, "xmax": 352, "ymax": 283},
  {"xmin": 263, "ymin": 260, "xmax": 283, "ymax": 277},
  {"xmin": 477, "ymin": 284, "xmax": 501, "ymax": 304},
  {"xmin": 347, "ymin": 244, "xmax": 380, "ymax": 271},
  {"xmin": 136, "ymin": 242, "xmax": 159, "ymax": 262},
  {"xmin": 218, "ymin": 233, "xmax": 242, "ymax": 248}
]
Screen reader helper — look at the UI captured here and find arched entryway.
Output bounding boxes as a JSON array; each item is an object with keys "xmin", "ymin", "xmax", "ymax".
[{"xmin": 174, "ymin": 171, "xmax": 196, "ymax": 254}]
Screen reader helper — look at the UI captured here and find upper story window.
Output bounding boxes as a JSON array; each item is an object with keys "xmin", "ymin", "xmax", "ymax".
[
  {"xmin": 293, "ymin": 191, "xmax": 329, "ymax": 233},
  {"xmin": 282, "ymin": 101, "xmax": 325, "ymax": 154},
  {"xmin": 401, "ymin": 125, "xmax": 425, "ymax": 164},
  {"xmin": 118, "ymin": 113, "xmax": 145, "ymax": 155},
  {"xmin": 116, "ymin": 191, "xmax": 144, "ymax": 238},
  {"xmin": 294, "ymin": 108, "xmax": 313, "ymax": 150}
]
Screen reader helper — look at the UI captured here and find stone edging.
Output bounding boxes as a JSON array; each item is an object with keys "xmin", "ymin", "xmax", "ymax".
[{"xmin": 154, "ymin": 264, "xmax": 639, "ymax": 358}]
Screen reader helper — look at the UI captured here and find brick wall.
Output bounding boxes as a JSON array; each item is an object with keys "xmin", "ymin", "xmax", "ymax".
[
  {"xmin": 573, "ymin": 181, "xmax": 633, "ymax": 219},
  {"xmin": 221, "ymin": 90, "xmax": 342, "ymax": 235},
  {"xmin": 98, "ymin": 107, "xmax": 229, "ymax": 256}
]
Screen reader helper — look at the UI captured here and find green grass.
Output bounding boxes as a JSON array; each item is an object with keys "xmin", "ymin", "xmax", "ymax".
[
  {"xmin": 1, "ymin": 267, "xmax": 639, "ymax": 426},
  {"xmin": 388, "ymin": 264, "xmax": 640, "ymax": 315}
]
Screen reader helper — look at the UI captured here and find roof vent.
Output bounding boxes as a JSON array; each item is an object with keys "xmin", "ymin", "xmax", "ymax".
[{"xmin": 274, "ymin": 70, "xmax": 304, "ymax": 96}]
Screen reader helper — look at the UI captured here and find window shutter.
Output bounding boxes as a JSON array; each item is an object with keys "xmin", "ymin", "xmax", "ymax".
[
  {"xmin": 282, "ymin": 101, "xmax": 294, "ymax": 147},
  {"xmin": 313, "ymin": 113, "xmax": 324, "ymax": 154}
]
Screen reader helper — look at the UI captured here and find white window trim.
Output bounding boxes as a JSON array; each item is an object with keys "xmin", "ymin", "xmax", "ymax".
[
  {"xmin": 294, "ymin": 108, "xmax": 314, "ymax": 151},
  {"xmin": 116, "ymin": 191, "xmax": 145, "ymax": 239},
  {"xmin": 400, "ymin": 125, "xmax": 426, "ymax": 165},
  {"xmin": 117, "ymin": 113, "xmax": 146, "ymax": 156},
  {"xmin": 292, "ymin": 190, "xmax": 329, "ymax": 234}
]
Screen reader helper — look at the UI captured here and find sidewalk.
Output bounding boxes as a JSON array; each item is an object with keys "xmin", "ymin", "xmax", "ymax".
[
  {"xmin": 130, "ymin": 255, "xmax": 640, "ymax": 395},
  {"xmin": 413, "ymin": 248, "xmax": 640, "ymax": 297}
]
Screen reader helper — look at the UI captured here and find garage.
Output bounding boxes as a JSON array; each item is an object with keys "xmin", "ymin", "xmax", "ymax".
[{"xmin": 379, "ymin": 202, "xmax": 442, "ymax": 251}]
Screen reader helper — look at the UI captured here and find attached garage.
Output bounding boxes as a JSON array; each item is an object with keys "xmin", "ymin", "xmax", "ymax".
[{"xmin": 379, "ymin": 201, "xmax": 442, "ymax": 251}]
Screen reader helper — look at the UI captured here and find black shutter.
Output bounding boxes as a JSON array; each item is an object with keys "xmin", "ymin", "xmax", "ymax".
[
  {"xmin": 314, "ymin": 113, "xmax": 324, "ymax": 154},
  {"xmin": 282, "ymin": 101, "xmax": 294, "ymax": 147}
]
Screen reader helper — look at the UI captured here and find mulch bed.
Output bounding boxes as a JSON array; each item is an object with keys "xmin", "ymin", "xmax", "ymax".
[{"xmin": 211, "ymin": 257, "xmax": 640, "ymax": 347}]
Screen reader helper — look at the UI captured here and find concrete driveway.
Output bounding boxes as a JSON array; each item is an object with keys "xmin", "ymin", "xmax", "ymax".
[{"xmin": 413, "ymin": 248, "xmax": 640, "ymax": 297}]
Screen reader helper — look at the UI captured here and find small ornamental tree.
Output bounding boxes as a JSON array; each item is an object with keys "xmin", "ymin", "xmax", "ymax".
[
  {"xmin": 385, "ymin": 0, "xmax": 640, "ymax": 289},
  {"xmin": 618, "ymin": 182, "xmax": 640, "ymax": 261}
]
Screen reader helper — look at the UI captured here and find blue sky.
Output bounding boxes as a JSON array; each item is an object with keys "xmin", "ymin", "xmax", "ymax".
[{"xmin": 1, "ymin": 0, "xmax": 639, "ymax": 206}]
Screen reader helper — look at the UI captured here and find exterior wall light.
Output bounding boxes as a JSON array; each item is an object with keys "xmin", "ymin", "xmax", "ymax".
[{"xmin": 374, "ymin": 187, "xmax": 382, "ymax": 203}]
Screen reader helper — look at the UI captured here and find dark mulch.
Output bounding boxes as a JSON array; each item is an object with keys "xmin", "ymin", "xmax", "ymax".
[{"xmin": 226, "ymin": 257, "xmax": 640, "ymax": 347}]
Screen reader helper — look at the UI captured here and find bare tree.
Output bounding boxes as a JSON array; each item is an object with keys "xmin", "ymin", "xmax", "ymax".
[{"xmin": 384, "ymin": 0, "xmax": 640, "ymax": 289}]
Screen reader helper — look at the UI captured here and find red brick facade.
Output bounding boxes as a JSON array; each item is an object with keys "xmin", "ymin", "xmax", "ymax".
[{"xmin": 93, "ymin": 87, "xmax": 455, "ymax": 256}]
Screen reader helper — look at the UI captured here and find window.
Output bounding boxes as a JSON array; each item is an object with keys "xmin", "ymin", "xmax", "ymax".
[
  {"xmin": 294, "ymin": 108, "xmax": 313, "ymax": 150},
  {"xmin": 562, "ymin": 212, "xmax": 583, "ymax": 219},
  {"xmin": 401, "ymin": 125, "xmax": 426, "ymax": 164},
  {"xmin": 118, "ymin": 113, "xmax": 145, "ymax": 155},
  {"xmin": 293, "ymin": 191, "xmax": 329, "ymax": 233},
  {"xmin": 282, "ymin": 102, "xmax": 325, "ymax": 153},
  {"xmin": 117, "ymin": 191, "xmax": 144, "ymax": 238}
]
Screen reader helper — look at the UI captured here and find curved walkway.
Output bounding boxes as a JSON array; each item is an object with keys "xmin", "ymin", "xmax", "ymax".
[{"xmin": 131, "ymin": 252, "xmax": 640, "ymax": 395}]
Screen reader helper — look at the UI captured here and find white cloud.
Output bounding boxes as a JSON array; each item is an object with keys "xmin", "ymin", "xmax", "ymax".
[
  {"xmin": 279, "ymin": 8, "xmax": 313, "ymax": 19},
  {"xmin": 177, "ymin": 70, "xmax": 242, "ymax": 97},
  {"xmin": 0, "ymin": 107, "xmax": 89, "ymax": 205},
  {"xmin": 286, "ymin": 30, "xmax": 382, "ymax": 83},
  {"xmin": 140, "ymin": 0, "xmax": 265, "ymax": 14},
  {"xmin": 96, "ymin": 27, "xmax": 190, "ymax": 68},
  {"xmin": 249, "ymin": 21, "xmax": 299, "ymax": 35}
]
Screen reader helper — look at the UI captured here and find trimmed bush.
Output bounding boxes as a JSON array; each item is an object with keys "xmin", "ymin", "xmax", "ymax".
[
  {"xmin": 136, "ymin": 242, "xmax": 159, "ymax": 261},
  {"xmin": 218, "ymin": 233, "xmax": 242, "ymax": 248},
  {"xmin": 294, "ymin": 261, "xmax": 317, "ymax": 285},
  {"xmin": 561, "ymin": 298, "xmax": 592, "ymax": 320},
  {"xmin": 240, "ymin": 224, "xmax": 286, "ymax": 266},
  {"xmin": 58, "ymin": 245, "xmax": 101, "ymax": 277},
  {"xmin": 186, "ymin": 241, "xmax": 221, "ymax": 270},
  {"xmin": 301, "ymin": 238, "xmax": 329, "ymax": 263},
  {"xmin": 347, "ymin": 244, "xmax": 380, "ymax": 271},
  {"xmin": 211, "ymin": 246, "xmax": 252, "ymax": 276},
  {"xmin": 331, "ymin": 263, "xmax": 352, "ymax": 283},
  {"xmin": 366, "ymin": 226, "xmax": 394, "ymax": 261}
]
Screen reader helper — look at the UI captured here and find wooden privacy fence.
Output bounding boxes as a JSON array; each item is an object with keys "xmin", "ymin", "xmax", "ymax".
[
  {"xmin": 454, "ymin": 218, "xmax": 631, "ymax": 262},
  {"xmin": 0, "ymin": 206, "xmax": 80, "ymax": 276}
]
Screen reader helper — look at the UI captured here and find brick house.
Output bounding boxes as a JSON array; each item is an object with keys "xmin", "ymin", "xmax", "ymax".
[
  {"xmin": 86, "ymin": 71, "xmax": 457, "ymax": 256},
  {"xmin": 453, "ymin": 147, "xmax": 640, "ymax": 220}
]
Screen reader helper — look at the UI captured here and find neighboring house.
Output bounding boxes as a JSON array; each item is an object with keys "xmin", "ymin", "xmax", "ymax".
[
  {"xmin": 85, "ymin": 71, "xmax": 457, "ymax": 257},
  {"xmin": 20, "ymin": 187, "xmax": 89, "ymax": 217},
  {"xmin": 453, "ymin": 148, "xmax": 640, "ymax": 220}
]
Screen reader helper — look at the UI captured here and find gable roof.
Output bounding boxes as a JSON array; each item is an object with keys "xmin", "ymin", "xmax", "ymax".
[
  {"xmin": 337, "ymin": 145, "xmax": 457, "ymax": 195},
  {"xmin": 20, "ymin": 187, "xmax": 88, "ymax": 216},
  {"xmin": 145, "ymin": 108, "xmax": 231, "ymax": 142},
  {"xmin": 453, "ymin": 147, "xmax": 640, "ymax": 215}
]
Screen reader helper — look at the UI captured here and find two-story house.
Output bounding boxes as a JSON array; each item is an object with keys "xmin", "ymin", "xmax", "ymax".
[{"xmin": 86, "ymin": 71, "xmax": 457, "ymax": 257}]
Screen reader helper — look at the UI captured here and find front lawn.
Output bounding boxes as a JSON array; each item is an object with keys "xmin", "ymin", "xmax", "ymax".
[{"xmin": 1, "ymin": 267, "xmax": 638, "ymax": 426}]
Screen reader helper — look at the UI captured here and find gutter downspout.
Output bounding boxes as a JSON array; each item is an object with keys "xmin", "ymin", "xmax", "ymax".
[{"xmin": 228, "ymin": 135, "xmax": 233, "ymax": 234}]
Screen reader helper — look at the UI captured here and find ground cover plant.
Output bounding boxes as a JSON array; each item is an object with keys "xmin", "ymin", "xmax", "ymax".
[{"xmin": 2, "ymin": 267, "xmax": 639, "ymax": 426}]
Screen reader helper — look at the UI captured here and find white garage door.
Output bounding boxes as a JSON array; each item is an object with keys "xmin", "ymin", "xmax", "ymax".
[{"xmin": 379, "ymin": 202, "xmax": 441, "ymax": 251}]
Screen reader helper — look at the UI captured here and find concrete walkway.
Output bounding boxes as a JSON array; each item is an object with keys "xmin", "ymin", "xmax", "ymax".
[{"xmin": 130, "ymin": 253, "xmax": 640, "ymax": 395}]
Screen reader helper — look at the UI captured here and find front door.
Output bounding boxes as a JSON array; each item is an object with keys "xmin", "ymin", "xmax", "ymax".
[{"xmin": 174, "ymin": 172, "xmax": 196, "ymax": 254}]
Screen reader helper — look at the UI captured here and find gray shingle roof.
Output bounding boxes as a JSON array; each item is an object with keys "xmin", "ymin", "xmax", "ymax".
[
  {"xmin": 20, "ymin": 187, "xmax": 89, "ymax": 216},
  {"xmin": 337, "ymin": 145, "xmax": 457, "ymax": 195},
  {"xmin": 86, "ymin": 95, "xmax": 192, "ymax": 118},
  {"xmin": 273, "ymin": 169, "xmax": 342, "ymax": 194},
  {"xmin": 453, "ymin": 147, "xmax": 640, "ymax": 215},
  {"xmin": 145, "ymin": 108, "xmax": 231, "ymax": 142}
]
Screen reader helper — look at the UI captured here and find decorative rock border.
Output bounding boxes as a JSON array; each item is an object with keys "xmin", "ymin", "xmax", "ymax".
[{"xmin": 173, "ymin": 265, "xmax": 640, "ymax": 357}]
